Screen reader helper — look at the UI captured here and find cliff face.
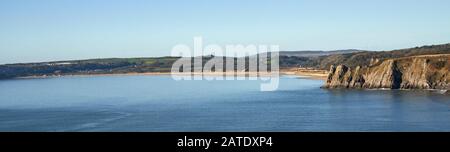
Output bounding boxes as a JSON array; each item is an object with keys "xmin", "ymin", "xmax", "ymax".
[{"xmin": 323, "ymin": 54, "xmax": 450, "ymax": 90}]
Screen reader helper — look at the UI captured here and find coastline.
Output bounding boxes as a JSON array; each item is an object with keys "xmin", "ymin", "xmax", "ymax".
[
  {"xmin": 280, "ymin": 68, "xmax": 328, "ymax": 80},
  {"xmin": 15, "ymin": 70, "xmax": 328, "ymax": 80}
]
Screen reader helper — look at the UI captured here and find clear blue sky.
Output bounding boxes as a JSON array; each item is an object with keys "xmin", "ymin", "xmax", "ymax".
[{"xmin": 1, "ymin": 0, "xmax": 450, "ymax": 64}]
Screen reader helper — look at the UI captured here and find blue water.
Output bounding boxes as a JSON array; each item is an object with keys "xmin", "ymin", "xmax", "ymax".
[{"xmin": 0, "ymin": 75, "xmax": 449, "ymax": 131}]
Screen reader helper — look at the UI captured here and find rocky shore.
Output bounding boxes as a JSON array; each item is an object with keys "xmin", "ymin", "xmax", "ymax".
[{"xmin": 323, "ymin": 54, "xmax": 450, "ymax": 90}]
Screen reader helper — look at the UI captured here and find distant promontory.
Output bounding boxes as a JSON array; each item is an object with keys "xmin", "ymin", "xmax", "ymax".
[{"xmin": 322, "ymin": 44, "xmax": 449, "ymax": 90}]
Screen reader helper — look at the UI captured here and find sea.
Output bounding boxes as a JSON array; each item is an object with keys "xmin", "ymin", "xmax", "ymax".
[{"xmin": 0, "ymin": 75, "xmax": 449, "ymax": 131}]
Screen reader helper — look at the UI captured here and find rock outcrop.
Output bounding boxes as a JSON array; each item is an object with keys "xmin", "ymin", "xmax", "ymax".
[{"xmin": 323, "ymin": 54, "xmax": 450, "ymax": 90}]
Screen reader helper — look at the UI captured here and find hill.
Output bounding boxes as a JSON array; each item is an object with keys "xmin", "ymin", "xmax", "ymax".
[{"xmin": 315, "ymin": 43, "xmax": 450, "ymax": 69}]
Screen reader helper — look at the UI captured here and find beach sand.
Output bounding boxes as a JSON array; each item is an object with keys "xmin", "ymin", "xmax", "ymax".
[{"xmin": 17, "ymin": 69, "xmax": 328, "ymax": 80}]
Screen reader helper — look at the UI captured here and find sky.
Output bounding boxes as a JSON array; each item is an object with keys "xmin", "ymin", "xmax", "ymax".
[{"xmin": 1, "ymin": 0, "xmax": 450, "ymax": 64}]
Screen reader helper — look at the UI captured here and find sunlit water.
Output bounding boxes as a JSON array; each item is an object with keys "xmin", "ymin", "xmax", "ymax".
[{"xmin": 0, "ymin": 75, "xmax": 449, "ymax": 131}]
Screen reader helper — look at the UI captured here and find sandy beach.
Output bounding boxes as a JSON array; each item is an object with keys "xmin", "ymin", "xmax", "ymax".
[
  {"xmin": 280, "ymin": 68, "xmax": 328, "ymax": 80},
  {"xmin": 16, "ymin": 69, "xmax": 328, "ymax": 80}
]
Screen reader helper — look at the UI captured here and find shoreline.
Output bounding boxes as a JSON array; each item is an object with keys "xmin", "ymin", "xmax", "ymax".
[
  {"xmin": 280, "ymin": 68, "xmax": 328, "ymax": 80},
  {"xmin": 15, "ymin": 70, "xmax": 328, "ymax": 80}
]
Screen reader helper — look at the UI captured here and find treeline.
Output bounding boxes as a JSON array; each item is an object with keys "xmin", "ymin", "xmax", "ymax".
[
  {"xmin": 0, "ymin": 56, "xmax": 271, "ymax": 79},
  {"xmin": 0, "ymin": 57, "xmax": 179, "ymax": 79}
]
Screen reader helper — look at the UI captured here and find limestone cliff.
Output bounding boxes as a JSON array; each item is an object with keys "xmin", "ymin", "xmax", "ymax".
[{"xmin": 323, "ymin": 54, "xmax": 450, "ymax": 90}]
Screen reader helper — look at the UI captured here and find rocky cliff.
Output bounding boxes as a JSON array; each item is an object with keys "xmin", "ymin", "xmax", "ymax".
[{"xmin": 323, "ymin": 54, "xmax": 450, "ymax": 90}]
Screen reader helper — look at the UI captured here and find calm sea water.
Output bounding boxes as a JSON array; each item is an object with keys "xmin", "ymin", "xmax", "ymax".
[{"xmin": 0, "ymin": 75, "xmax": 449, "ymax": 131}]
